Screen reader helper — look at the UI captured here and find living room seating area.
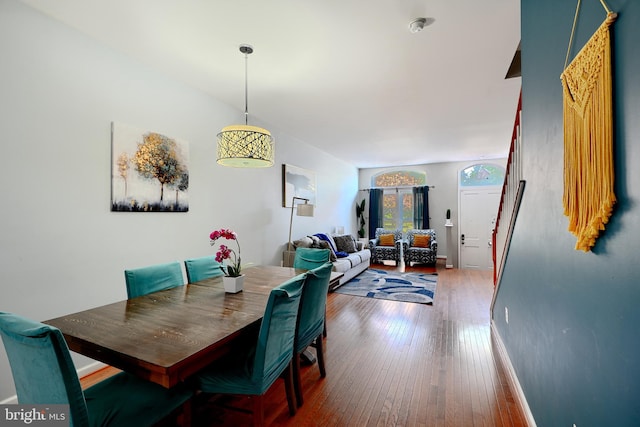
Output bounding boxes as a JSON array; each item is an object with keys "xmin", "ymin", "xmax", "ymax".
[
  {"xmin": 288, "ymin": 233, "xmax": 371, "ymax": 290},
  {"xmin": 368, "ymin": 227, "xmax": 438, "ymax": 267}
]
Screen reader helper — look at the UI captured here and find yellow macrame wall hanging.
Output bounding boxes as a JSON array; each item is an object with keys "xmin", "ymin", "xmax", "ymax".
[{"xmin": 560, "ymin": 0, "xmax": 617, "ymax": 252}]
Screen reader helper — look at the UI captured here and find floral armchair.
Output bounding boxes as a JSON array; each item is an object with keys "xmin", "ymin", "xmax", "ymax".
[
  {"xmin": 404, "ymin": 229, "xmax": 438, "ymax": 266},
  {"xmin": 369, "ymin": 228, "xmax": 403, "ymax": 265}
]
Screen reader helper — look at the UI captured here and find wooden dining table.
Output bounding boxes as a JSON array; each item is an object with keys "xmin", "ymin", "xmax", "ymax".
[{"xmin": 44, "ymin": 265, "xmax": 343, "ymax": 389}]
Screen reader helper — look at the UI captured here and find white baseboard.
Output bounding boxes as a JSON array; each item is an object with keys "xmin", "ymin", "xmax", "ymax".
[
  {"xmin": 1, "ymin": 361, "xmax": 107, "ymax": 404},
  {"xmin": 77, "ymin": 361, "xmax": 107, "ymax": 379},
  {"xmin": 0, "ymin": 395, "xmax": 17, "ymax": 404},
  {"xmin": 491, "ymin": 321, "xmax": 537, "ymax": 427}
]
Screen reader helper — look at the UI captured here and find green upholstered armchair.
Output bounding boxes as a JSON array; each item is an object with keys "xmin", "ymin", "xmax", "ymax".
[{"xmin": 0, "ymin": 312, "xmax": 193, "ymax": 427}]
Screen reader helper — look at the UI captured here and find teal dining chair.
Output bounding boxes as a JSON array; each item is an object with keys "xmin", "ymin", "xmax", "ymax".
[
  {"xmin": 124, "ymin": 261, "xmax": 183, "ymax": 299},
  {"xmin": 292, "ymin": 262, "xmax": 333, "ymax": 407},
  {"xmin": 294, "ymin": 248, "xmax": 331, "ymax": 338},
  {"xmin": 293, "ymin": 248, "xmax": 330, "ymax": 270},
  {"xmin": 184, "ymin": 255, "xmax": 223, "ymax": 283},
  {"xmin": 0, "ymin": 312, "xmax": 193, "ymax": 427},
  {"xmin": 194, "ymin": 273, "xmax": 307, "ymax": 426}
]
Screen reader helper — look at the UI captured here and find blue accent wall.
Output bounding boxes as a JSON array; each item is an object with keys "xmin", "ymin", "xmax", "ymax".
[{"xmin": 493, "ymin": 1, "xmax": 640, "ymax": 426}]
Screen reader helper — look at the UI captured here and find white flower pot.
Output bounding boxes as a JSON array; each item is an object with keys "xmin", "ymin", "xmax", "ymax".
[{"xmin": 223, "ymin": 275, "xmax": 244, "ymax": 293}]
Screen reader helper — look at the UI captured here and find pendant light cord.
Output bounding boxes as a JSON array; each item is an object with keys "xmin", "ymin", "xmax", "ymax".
[
  {"xmin": 244, "ymin": 50, "xmax": 249, "ymax": 125},
  {"xmin": 239, "ymin": 44, "xmax": 253, "ymax": 126}
]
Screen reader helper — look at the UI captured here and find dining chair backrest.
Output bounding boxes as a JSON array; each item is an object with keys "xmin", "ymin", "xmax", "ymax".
[
  {"xmin": 0, "ymin": 312, "xmax": 93, "ymax": 425},
  {"xmin": 250, "ymin": 274, "xmax": 306, "ymax": 391},
  {"xmin": 295, "ymin": 262, "xmax": 333, "ymax": 354},
  {"xmin": 124, "ymin": 261, "xmax": 183, "ymax": 299},
  {"xmin": 184, "ymin": 255, "xmax": 224, "ymax": 283},
  {"xmin": 293, "ymin": 248, "xmax": 330, "ymax": 270}
]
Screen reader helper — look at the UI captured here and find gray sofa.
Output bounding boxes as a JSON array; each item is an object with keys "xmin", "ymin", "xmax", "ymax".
[{"xmin": 291, "ymin": 232, "xmax": 370, "ymax": 290}]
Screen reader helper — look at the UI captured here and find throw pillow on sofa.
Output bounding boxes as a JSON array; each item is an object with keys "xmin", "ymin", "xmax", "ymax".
[
  {"xmin": 314, "ymin": 233, "xmax": 340, "ymax": 259},
  {"xmin": 293, "ymin": 236, "xmax": 313, "ymax": 248},
  {"xmin": 318, "ymin": 240, "xmax": 337, "ymax": 261},
  {"xmin": 314, "ymin": 233, "xmax": 348, "ymax": 258},
  {"xmin": 306, "ymin": 235, "xmax": 320, "ymax": 248},
  {"xmin": 334, "ymin": 235, "xmax": 357, "ymax": 253}
]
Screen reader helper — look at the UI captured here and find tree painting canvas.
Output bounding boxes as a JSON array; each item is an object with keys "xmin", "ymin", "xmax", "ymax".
[{"xmin": 111, "ymin": 122, "xmax": 189, "ymax": 212}]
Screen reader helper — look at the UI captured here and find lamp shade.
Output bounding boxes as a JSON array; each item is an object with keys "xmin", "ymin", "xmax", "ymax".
[
  {"xmin": 217, "ymin": 124, "xmax": 274, "ymax": 167},
  {"xmin": 297, "ymin": 203, "xmax": 314, "ymax": 217}
]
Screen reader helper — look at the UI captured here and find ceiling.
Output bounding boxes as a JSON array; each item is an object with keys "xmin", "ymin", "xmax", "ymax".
[{"xmin": 21, "ymin": 0, "xmax": 521, "ymax": 169}]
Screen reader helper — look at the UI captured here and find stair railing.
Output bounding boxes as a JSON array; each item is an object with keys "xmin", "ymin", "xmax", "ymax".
[{"xmin": 493, "ymin": 92, "xmax": 523, "ymax": 288}]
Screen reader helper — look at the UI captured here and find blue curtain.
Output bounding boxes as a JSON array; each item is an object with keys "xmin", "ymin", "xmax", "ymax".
[
  {"xmin": 413, "ymin": 186, "xmax": 430, "ymax": 229},
  {"xmin": 368, "ymin": 189, "xmax": 383, "ymax": 238}
]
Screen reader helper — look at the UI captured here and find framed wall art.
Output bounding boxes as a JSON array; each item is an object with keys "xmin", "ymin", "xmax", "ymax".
[
  {"xmin": 111, "ymin": 122, "xmax": 189, "ymax": 212},
  {"xmin": 282, "ymin": 164, "xmax": 316, "ymax": 208}
]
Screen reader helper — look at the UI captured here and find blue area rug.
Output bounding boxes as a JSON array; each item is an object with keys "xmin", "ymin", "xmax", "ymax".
[{"xmin": 335, "ymin": 269, "xmax": 437, "ymax": 304}]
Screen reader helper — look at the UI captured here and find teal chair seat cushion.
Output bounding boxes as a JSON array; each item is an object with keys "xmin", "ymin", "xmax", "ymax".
[
  {"xmin": 196, "ymin": 347, "xmax": 265, "ymax": 396},
  {"xmin": 84, "ymin": 372, "xmax": 192, "ymax": 427}
]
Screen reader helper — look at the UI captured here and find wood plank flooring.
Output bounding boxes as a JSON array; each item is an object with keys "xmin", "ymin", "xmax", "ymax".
[{"xmin": 83, "ymin": 263, "xmax": 527, "ymax": 426}]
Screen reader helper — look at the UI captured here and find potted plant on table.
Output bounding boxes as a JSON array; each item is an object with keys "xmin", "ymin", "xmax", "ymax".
[
  {"xmin": 210, "ymin": 228, "xmax": 244, "ymax": 293},
  {"xmin": 446, "ymin": 209, "xmax": 452, "ymax": 226}
]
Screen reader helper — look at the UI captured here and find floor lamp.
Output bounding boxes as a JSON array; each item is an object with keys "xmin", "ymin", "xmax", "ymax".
[{"xmin": 286, "ymin": 196, "xmax": 314, "ymax": 266}]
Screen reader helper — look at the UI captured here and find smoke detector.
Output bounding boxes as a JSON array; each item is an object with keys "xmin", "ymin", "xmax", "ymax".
[{"xmin": 408, "ymin": 17, "xmax": 435, "ymax": 33}]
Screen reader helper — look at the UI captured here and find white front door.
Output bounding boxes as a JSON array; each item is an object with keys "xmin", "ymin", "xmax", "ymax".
[{"xmin": 459, "ymin": 189, "xmax": 501, "ymax": 269}]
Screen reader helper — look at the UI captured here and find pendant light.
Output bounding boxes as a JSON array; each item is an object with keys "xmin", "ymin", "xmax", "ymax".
[{"xmin": 217, "ymin": 44, "xmax": 274, "ymax": 168}]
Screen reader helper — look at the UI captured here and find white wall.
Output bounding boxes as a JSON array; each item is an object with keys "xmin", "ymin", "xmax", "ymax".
[
  {"xmin": 359, "ymin": 158, "xmax": 506, "ymax": 267},
  {"xmin": 0, "ymin": 1, "xmax": 357, "ymax": 400}
]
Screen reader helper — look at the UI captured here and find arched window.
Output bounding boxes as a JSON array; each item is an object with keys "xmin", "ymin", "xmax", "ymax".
[
  {"xmin": 371, "ymin": 170, "xmax": 427, "ymax": 232},
  {"xmin": 460, "ymin": 164, "xmax": 505, "ymax": 187},
  {"xmin": 372, "ymin": 170, "xmax": 426, "ymax": 188}
]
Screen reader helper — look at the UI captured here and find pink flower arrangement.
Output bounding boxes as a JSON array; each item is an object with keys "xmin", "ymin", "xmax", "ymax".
[{"xmin": 210, "ymin": 228, "xmax": 242, "ymax": 277}]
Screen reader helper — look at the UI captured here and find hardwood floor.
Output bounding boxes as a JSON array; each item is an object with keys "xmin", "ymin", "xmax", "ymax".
[{"xmin": 82, "ymin": 263, "xmax": 527, "ymax": 426}]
